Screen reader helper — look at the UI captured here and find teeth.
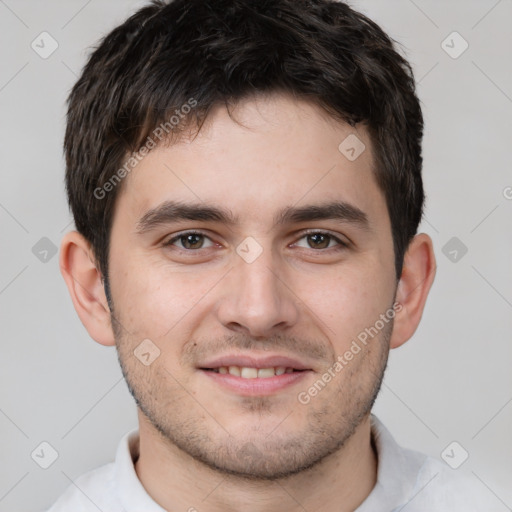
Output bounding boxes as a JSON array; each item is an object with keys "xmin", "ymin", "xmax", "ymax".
[
  {"xmin": 257, "ymin": 368, "xmax": 275, "ymax": 378},
  {"xmin": 228, "ymin": 366, "xmax": 241, "ymax": 377},
  {"xmin": 215, "ymin": 366, "xmax": 298, "ymax": 378},
  {"xmin": 241, "ymin": 367, "xmax": 258, "ymax": 379}
]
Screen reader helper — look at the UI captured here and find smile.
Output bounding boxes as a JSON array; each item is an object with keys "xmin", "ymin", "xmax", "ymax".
[{"xmin": 203, "ymin": 366, "xmax": 305, "ymax": 378}]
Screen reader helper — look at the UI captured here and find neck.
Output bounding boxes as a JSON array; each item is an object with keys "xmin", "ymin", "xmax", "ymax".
[{"xmin": 134, "ymin": 414, "xmax": 378, "ymax": 512}]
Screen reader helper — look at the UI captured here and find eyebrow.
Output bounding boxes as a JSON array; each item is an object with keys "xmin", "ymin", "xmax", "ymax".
[{"xmin": 135, "ymin": 200, "xmax": 370, "ymax": 234}]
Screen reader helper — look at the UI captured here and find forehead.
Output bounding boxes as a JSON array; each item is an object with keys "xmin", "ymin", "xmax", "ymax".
[{"xmin": 114, "ymin": 93, "xmax": 388, "ymax": 229}]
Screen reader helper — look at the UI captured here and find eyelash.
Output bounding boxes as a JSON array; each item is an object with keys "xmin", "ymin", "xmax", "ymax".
[{"xmin": 162, "ymin": 230, "xmax": 349, "ymax": 252}]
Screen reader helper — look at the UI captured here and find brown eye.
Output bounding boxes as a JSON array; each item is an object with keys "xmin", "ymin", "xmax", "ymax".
[
  {"xmin": 293, "ymin": 231, "xmax": 347, "ymax": 251},
  {"xmin": 165, "ymin": 232, "xmax": 215, "ymax": 250},
  {"xmin": 180, "ymin": 233, "xmax": 204, "ymax": 249},
  {"xmin": 306, "ymin": 233, "xmax": 331, "ymax": 249}
]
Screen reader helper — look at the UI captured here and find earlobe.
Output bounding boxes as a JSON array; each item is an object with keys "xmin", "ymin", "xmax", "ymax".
[
  {"xmin": 59, "ymin": 231, "xmax": 115, "ymax": 346},
  {"xmin": 389, "ymin": 233, "xmax": 436, "ymax": 349}
]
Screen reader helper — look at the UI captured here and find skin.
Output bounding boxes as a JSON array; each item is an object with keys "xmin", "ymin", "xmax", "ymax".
[{"xmin": 60, "ymin": 92, "xmax": 436, "ymax": 512}]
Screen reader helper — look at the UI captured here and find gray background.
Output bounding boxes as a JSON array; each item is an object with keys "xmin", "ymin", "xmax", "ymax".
[{"xmin": 1, "ymin": 0, "xmax": 511, "ymax": 510}]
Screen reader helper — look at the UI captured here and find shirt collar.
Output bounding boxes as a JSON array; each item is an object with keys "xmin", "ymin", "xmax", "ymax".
[
  {"xmin": 356, "ymin": 415, "xmax": 427, "ymax": 511},
  {"xmin": 114, "ymin": 429, "xmax": 167, "ymax": 512}
]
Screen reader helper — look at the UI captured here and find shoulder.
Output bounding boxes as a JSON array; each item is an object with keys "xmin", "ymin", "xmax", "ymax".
[
  {"xmin": 401, "ymin": 449, "xmax": 499, "ymax": 511},
  {"xmin": 368, "ymin": 416, "xmax": 500, "ymax": 511},
  {"xmin": 44, "ymin": 462, "xmax": 121, "ymax": 512}
]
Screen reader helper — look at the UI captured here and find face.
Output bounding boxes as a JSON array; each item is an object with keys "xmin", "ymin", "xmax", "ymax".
[{"xmin": 108, "ymin": 93, "xmax": 397, "ymax": 480}]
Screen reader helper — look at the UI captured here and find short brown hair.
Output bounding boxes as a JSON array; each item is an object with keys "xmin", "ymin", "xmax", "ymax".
[{"xmin": 64, "ymin": 0, "xmax": 424, "ymax": 291}]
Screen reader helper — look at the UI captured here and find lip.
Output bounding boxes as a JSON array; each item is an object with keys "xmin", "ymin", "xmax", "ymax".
[
  {"xmin": 198, "ymin": 353, "xmax": 313, "ymax": 371},
  {"xmin": 200, "ymin": 368, "xmax": 312, "ymax": 396}
]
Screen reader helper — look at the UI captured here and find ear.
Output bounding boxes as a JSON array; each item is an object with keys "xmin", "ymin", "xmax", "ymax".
[
  {"xmin": 59, "ymin": 231, "xmax": 115, "ymax": 346},
  {"xmin": 389, "ymin": 233, "xmax": 436, "ymax": 349}
]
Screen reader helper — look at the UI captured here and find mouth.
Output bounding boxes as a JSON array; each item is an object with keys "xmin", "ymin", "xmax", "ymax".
[
  {"xmin": 201, "ymin": 366, "xmax": 307, "ymax": 379},
  {"xmin": 197, "ymin": 354, "xmax": 314, "ymax": 396}
]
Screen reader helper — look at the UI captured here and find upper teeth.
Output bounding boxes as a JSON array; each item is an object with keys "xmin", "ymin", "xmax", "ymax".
[{"xmin": 214, "ymin": 366, "xmax": 295, "ymax": 378}]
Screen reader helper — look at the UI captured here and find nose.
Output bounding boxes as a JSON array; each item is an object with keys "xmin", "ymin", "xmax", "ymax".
[{"xmin": 215, "ymin": 247, "xmax": 300, "ymax": 338}]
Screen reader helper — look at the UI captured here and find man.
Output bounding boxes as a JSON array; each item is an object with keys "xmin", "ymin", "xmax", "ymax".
[{"xmin": 48, "ymin": 0, "xmax": 494, "ymax": 510}]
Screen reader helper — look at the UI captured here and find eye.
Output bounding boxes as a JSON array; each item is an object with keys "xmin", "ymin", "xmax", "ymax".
[
  {"xmin": 164, "ymin": 231, "xmax": 215, "ymax": 250},
  {"xmin": 294, "ymin": 231, "xmax": 347, "ymax": 250}
]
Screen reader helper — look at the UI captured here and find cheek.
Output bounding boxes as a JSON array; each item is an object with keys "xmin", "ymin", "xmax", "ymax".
[
  {"xmin": 110, "ymin": 256, "xmax": 220, "ymax": 339},
  {"xmin": 309, "ymin": 260, "xmax": 393, "ymax": 346}
]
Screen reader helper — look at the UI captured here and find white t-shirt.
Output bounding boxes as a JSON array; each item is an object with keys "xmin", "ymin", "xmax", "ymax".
[{"xmin": 43, "ymin": 415, "xmax": 497, "ymax": 511}]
